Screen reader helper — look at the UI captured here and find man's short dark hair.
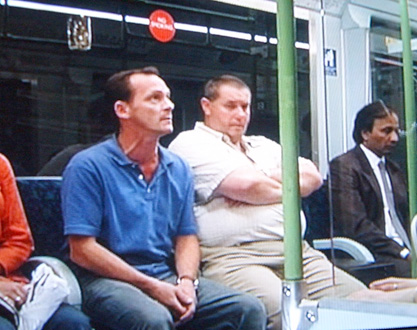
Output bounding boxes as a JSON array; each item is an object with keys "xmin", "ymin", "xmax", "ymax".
[
  {"xmin": 203, "ymin": 74, "xmax": 250, "ymax": 101},
  {"xmin": 352, "ymin": 100, "xmax": 398, "ymax": 144},
  {"xmin": 104, "ymin": 66, "xmax": 160, "ymax": 106},
  {"xmin": 103, "ymin": 66, "xmax": 160, "ymax": 131}
]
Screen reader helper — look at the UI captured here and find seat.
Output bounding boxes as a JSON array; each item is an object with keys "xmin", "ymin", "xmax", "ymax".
[
  {"xmin": 302, "ymin": 183, "xmax": 396, "ymax": 285},
  {"xmin": 16, "ymin": 177, "xmax": 81, "ymax": 307},
  {"xmin": 16, "ymin": 177, "xmax": 66, "ymax": 258},
  {"xmin": 312, "ymin": 237, "xmax": 374, "ymax": 264},
  {"xmin": 302, "ymin": 182, "xmax": 373, "ymax": 263}
]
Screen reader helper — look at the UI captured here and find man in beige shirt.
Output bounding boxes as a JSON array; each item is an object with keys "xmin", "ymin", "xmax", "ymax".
[{"xmin": 169, "ymin": 74, "xmax": 365, "ymax": 329}]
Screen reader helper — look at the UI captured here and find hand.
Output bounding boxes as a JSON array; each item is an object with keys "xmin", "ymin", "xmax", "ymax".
[
  {"xmin": 0, "ymin": 279, "xmax": 28, "ymax": 309},
  {"xmin": 268, "ymin": 167, "xmax": 282, "ymax": 183},
  {"xmin": 369, "ymin": 277, "xmax": 417, "ymax": 291},
  {"xmin": 145, "ymin": 279, "xmax": 190, "ymax": 321},
  {"xmin": 347, "ymin": 288, "xmax": 391, "ymax": 301},
  {"xmin": 175, "ymin": 279, "xmax": 197, "ymax": 325}
]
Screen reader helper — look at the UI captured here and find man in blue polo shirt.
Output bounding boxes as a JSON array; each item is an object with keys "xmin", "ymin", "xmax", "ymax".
[{"xmin": 61, "ymin": 67, "xmax": 266, "ymax": 330}]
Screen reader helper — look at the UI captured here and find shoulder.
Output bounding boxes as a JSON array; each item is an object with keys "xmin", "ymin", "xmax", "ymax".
[
  {"xmin": 63, "ymin": 139, "xmax": 115, "ymax": 181},
  {"xmin": 169, "ymin": 128, "xmax": 223, "ymax": 164},
  {"xmin": 69, "ymin": 139, "xmax": 112, "ymax": 166},
  {"xmin": 246, "ymin": 135, "xmax": 280, "ymax": 149},
  {"xmin": 170, "ymin": 129, "xmax": 205, "ymax": 150},
  {"xmin": 160, "ymin": 147, "xmax": 192, "ymax": 173},
  {"xmin": 0, "ymin": 154, "xmax": 14, "ymax": 183},
  {"xmin": 330, "ymin": 147, "xmax": 360, "ymax": 165},
  {"xmin": 0, "ymin": 153, "xmax": 12, "ymax": 171},
  {"xmin": 328, "ymin": 148, "xmax": 366, "ymax": 179}
]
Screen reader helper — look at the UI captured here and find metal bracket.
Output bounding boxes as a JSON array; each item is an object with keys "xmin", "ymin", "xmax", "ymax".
[{"xmin": 282, "ymin": 280, "xmax": 318, "ymax": 330}]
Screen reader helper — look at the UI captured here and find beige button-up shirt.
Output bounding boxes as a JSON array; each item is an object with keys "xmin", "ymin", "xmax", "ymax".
[{"xmin": 169, "ymin": 122, "xmax": 306, "ymax": 247}]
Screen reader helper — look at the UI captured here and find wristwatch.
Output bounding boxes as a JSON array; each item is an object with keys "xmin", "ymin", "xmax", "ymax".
[{"xmin": 176, "ymin": 275, "xmax": 199, "ymax": 290}]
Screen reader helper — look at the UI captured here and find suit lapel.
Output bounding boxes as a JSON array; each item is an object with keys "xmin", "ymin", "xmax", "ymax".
[{"xmin": 353, "ymin": 146, "xmax": 383, "ymax": 199}]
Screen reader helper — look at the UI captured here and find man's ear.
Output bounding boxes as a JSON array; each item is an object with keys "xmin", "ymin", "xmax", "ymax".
[
  {"xmin": 114, "ymin": 100, "xmax": 130, "ymax": 119},
  {"xmin": 200, "ymin": 97, "xmax": 211, "ymax": 116},
  {"xmin": 361, "ymin": 129, "xmax": 370, "ymax": 142}
]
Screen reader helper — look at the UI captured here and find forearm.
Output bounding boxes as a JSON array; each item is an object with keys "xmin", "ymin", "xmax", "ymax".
[
  {"xmin": 298, "ymin": 158, "xmax": 323, "ymax": 197},
  {"xmin": 216, "ymin": 166, "xmax": 283, "ymax": 205},
  {"xmin": 217, "ymin": 158, "xmax": 321, "ymax": 204},
  {"xmin": 0, "ymin": 217, "xmax": 33, "ymax": 275},
  {"xmin": 175, "ymin": 235, "xmax": 200, "ymax": 280},
  {"xmin": 69, "ymin": 236, "xmax": 159, "ymax": 294},
  {"xmin": 0, "ymin": 242, "xmax": 32, "ymax": 276}
]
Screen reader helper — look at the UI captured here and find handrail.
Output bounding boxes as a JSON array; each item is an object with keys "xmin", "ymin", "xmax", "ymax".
[
  {"xmin": 400, "ymin": 0, "xmax": 417, "ymax": 277},
  {"xmin": 277, "ymin": 0, "xmax": 303, "ymax": 281}
]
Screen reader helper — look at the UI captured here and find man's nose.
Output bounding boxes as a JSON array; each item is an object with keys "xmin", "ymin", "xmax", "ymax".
[
  {"xmin": 165, "ymin": 97, "xmax": 175, "ymax": 111},
  {"xmin": 236, "ymin": 107, "xmax": 247, "ymax": 118},
  {"xmin": 390, "ymin": 131, "xmax": 399, "ymax": 143}
]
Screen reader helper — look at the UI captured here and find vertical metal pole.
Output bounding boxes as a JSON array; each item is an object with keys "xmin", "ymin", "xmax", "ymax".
[
  {"xmin": 399, "ymin": 0, "xmax": 417, "ymax": 276},
  {"xmin": 276, "ymin": 0, "xmax": 303, "ymax": 281}
]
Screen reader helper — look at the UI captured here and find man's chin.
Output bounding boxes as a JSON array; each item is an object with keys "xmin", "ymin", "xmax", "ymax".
[
  {"xmin": 384, "ymin": 148, "xmax": 396, "ymax": 155},
  {"xmin": 160, "ymin": 127, "xmax": 174, "ymax": 137}
]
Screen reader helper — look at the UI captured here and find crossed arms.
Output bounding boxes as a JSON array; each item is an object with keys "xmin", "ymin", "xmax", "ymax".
[{"xmin": 216, "ymin": 157, "xmax": 322, "ymax": 205}]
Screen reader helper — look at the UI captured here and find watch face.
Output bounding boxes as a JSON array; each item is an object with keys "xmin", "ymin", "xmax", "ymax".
[{"xmin": 177, "ymin": 276, "xmax": 199, "ymax": 289}]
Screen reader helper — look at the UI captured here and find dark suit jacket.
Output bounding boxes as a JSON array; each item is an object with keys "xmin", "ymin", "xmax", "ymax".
[{"xmin": 329, "ymin": 145, "xmax": 409, "ymax": 260}]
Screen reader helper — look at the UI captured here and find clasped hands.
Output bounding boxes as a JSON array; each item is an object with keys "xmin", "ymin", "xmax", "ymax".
[{"xmin": 148, "ymin": 278, "xmax": 197, "ymax": 326}]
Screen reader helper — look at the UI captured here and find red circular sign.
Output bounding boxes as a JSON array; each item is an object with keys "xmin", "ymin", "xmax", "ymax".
[{"xmin": 149, "ymin": 9, "xmax": 176, "ymax": 43}]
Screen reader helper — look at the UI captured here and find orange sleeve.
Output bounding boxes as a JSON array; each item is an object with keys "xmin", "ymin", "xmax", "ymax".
[{"xmin": 0, "ymin": 154, "xmax": 34, "ymax": 275}]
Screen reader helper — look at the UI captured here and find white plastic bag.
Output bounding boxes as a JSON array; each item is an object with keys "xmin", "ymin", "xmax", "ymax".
[{"xmin": 18, "ymin": 263, "xmax": 69, "ymax": 330}]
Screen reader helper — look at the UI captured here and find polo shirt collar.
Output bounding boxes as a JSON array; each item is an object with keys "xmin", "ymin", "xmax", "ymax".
[{"xmin": 108, "ymin": 134, "xmax": 174, "ymax": 168}]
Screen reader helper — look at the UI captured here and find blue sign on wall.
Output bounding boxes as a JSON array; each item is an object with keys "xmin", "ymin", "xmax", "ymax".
[{"xmin": 324, "ymin": 48, "xmax": 337, "ymax": 76}]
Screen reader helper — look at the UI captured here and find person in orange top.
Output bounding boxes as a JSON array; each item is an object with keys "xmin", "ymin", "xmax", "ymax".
[
  {"xmin": 0, "ymin": 153, "xmax": 91, "ymax": 330},
  {"xmin": 0, "ymin": 153, "xmax": 33, "ymax": 280}
]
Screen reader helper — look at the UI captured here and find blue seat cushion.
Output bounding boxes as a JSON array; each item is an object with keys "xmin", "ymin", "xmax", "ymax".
[{"xmin": 17, "ymin": 177, "xmax": 67, "ymax": 260}]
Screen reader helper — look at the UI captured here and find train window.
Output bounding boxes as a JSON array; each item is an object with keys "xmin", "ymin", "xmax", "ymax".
[
  {"xmin": 0, "ymin": 0, "xmax": 311, "ymax": 175},
  {"xmin": 370, "ymin": 16, "xmax": 417, "ymax": 170}
]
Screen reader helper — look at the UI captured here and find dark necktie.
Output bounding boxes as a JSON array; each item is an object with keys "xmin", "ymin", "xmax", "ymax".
[{"xmin": 378, "ymin": 160, "xmax": 411, "ymax": 249}]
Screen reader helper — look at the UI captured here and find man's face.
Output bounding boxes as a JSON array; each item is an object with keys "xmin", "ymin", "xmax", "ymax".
[
  {"xmin": 121, "ymin": 73, "xmax": 174, "ymax": 137},
  {"xmin": 362, "ymin": 113, "xmax": 399, "ymax": 157},
  {"xmin": 201, "ymin": 84, "xmax": 251, "ymax": 144}
]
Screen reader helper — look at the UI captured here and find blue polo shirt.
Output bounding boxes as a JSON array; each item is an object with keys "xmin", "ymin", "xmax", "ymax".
[{"xmin": 62, "ymin": 135, "xmax": 197, "ymax": 278}]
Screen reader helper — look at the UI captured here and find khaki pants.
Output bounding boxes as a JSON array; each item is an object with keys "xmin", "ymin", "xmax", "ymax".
[{"xmin": 201, "ymin": 240, "xmax": 365, "ymax": 330}]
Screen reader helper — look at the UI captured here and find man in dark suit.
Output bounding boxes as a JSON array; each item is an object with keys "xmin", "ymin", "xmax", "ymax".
[{"xmin": 329, "ymin": 101, "xmax": 410, "ymax": 276}]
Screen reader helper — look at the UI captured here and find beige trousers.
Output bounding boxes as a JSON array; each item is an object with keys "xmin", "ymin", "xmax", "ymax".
[{"xmin": 201, "ymin": 240, "xmax": 366, "ymax": 330}]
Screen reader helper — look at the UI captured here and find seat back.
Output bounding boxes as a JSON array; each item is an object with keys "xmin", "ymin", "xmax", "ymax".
[
  {"xmin": 16, "ymin": 177, "xmax": 67, "ymax": 259},
  {"xmin": 302, "ymin": 183, "xmax": 332, "ymax": 244},
  {"xmin": 302, "ymin": 183, "xmax": 396, "ymax": 285}
]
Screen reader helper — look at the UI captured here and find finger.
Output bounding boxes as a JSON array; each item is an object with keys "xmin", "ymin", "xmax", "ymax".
[
  {"xmin": 371, "ymin": 284, "xmax": 395, "ymax": 292},
  {"xmin": 3, "ymin": 295, "xmax": 15, "ymax": 307},
  {"xmin": 371, "ymin": 277, "xmax": 398, "ymax": 286},
  {"xmin": 15, "ymin": 285, "xmax": 29, "ymax": 299},
  {"xmin": 9, "ymin": 286, "xmax": 27, "ymax": 306},
  {"xmin": 177, "ymin": 304, "xmax": 196, "ymax": 325},
  {"xmin": 170, "ymin": 300, "xmax": 187, "ymax": 321},
  {"xmin": 13, "ymin": 295, "xmax": 24, "ymax": 308},
  {"xmin": 369, "ymin": 280, "xmax": 391, "ymax": 289},
  {"xmin": 176, "ymin": 288, "xmax": 193, "ymax": 306}
]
